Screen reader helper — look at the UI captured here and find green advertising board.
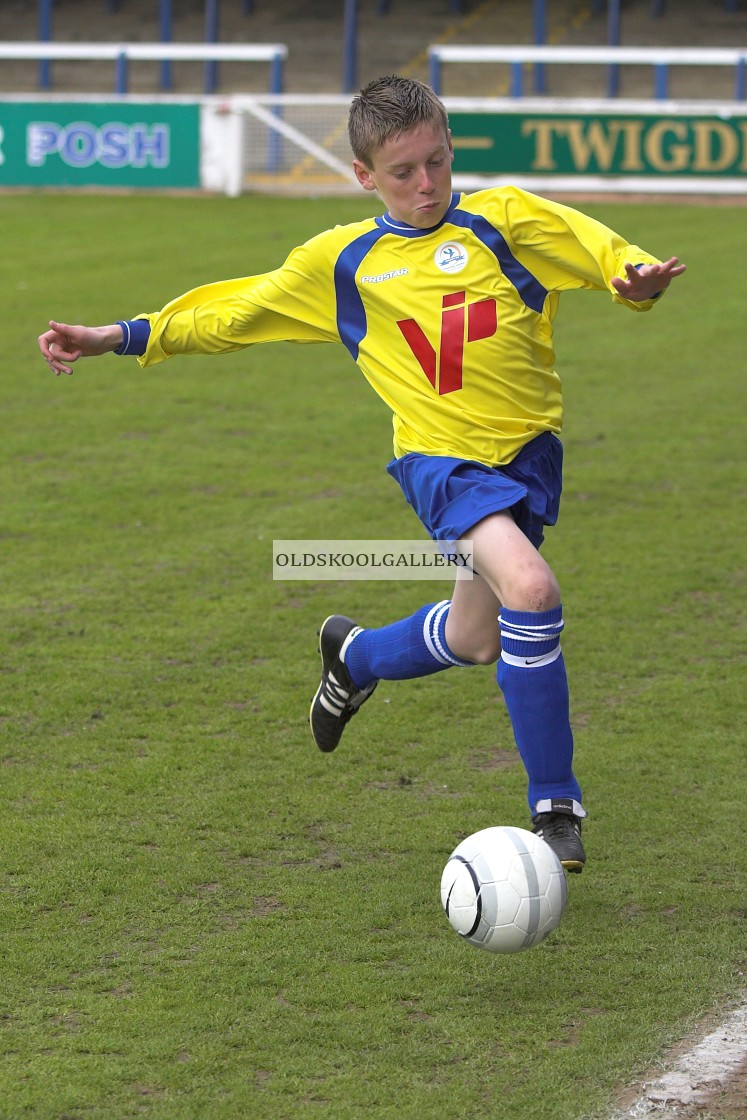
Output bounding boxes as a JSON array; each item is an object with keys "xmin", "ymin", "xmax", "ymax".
[
  {"xmin": 450, "ymin": 109, "xmax": 747, "ymax": 178},
  {"xmin": 0, "ymin": 101, "xmax": 199, "ymax": 188}
]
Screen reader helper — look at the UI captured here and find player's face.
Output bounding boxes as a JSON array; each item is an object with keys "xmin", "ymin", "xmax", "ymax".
[{"xmin": 353, "ymin": 122, "xmax": 454, "ymax": 229}]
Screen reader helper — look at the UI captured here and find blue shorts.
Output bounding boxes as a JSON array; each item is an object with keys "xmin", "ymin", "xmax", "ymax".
[{"xmin": 386, "ymin": 432, "xmax": 563, "ymax": 550}]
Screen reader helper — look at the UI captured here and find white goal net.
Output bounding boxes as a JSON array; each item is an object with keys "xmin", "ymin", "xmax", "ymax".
[{"xmin": 231, "ymin": 95, "xmax": 358, "ymax": 195}]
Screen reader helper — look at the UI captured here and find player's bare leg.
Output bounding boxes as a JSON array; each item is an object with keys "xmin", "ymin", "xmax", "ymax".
[
  {"xmin": 447, "ymin": 512, "xmax": 586, "ymax": 872},
  {"xmin": 443, "ymin": 567, "xmax": 501, "ymax": 665}
]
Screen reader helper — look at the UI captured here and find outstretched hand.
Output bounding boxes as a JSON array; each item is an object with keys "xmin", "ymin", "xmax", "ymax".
[
  {"xmin": 611, "ymin": 257, "xmax": 686, "ymax": 302},
  {"xmin": 38, "ymin": 321, "xmax": 123, "ymax": 375}
]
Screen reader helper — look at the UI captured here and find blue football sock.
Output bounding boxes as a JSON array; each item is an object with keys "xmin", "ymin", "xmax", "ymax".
[
  {"xmin": 344, "ymin": 599, "xmax": 473, "ymax": 688},
  {"xmin": 496, "ymin": 605, "xmax": 584, "ymax": 816}
]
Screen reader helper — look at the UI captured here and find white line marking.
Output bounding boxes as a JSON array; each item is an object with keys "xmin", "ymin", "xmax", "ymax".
[{"xmin": 613, "ymin": 1001, "xmax": 747, "ymax": 1117}]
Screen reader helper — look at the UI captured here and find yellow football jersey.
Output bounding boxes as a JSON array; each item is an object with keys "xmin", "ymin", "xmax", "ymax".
[{"xmin": 138, "ymin": 186, "xmax": 660, "ymax": 466}]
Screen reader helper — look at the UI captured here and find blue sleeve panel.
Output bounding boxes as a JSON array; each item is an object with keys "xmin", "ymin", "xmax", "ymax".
[{"xmin": 114, "ymin": 319, "xmax": 152, "ymax": 356}]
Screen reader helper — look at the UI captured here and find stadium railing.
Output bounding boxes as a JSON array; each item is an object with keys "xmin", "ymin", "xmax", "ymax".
[
  {"xmin": 427, "ymin": 44, "xmax": 747, "ymax": 101},
  {"xmin": 0, "ymin": 41, "xmax": 287, "ymax": 96}
]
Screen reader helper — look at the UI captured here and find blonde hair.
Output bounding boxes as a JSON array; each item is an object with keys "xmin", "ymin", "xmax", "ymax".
[{"xmin": 348, "ymin": 75, "xmax": 449, "ymax": 166}]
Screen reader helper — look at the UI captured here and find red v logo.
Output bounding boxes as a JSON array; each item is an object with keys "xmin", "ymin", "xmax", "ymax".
[
  {"xmin": 397, "ymin": 292, "xmax": 497, "ymax": 395},
  {"xmin": 397, "ymin": 319, "xmax": 436, "ymax": 386}
]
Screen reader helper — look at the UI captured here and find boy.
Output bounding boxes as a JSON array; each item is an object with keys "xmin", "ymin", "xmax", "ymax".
[{"xmin": 39, "ymin": 75, "xmax": 685, "ymax": 872}]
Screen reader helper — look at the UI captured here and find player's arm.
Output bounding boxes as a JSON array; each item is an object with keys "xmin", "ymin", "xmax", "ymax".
[
  {"xmin": 140, "ymin": 255, "xmax": 339, "ymax": 367},
  {"xmin": 40, "ymin": 234, "xmax": 343, "ymax": 374},
  {"xmin": 501, "ymin": 188, "xmax": 685, "ymax": 309},
  {"xmin": 38, "ymin": 320, "xmax": 128, "ymax": 375}
]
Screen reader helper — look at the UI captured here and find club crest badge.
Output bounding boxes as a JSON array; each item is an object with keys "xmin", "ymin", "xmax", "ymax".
[{"xmin": 435, "ymin": 241, "xmax": 468, "ymax": 274}]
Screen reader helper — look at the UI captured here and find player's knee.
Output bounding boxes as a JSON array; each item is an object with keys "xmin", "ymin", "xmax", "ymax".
[{"xmin": 504, "ymin": 566, "xmax": 560, "ymax": 613}]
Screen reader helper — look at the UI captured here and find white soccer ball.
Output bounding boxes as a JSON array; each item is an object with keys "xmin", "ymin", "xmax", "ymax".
[{"xmin": 440, "ymin": 826, "xmax": 567, "ymax": 953}]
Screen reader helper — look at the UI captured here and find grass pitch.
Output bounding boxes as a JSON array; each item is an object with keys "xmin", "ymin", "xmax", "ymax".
[{"xmin": 1, "ymin": 192, "xmax": 745, "ymax": 1119}]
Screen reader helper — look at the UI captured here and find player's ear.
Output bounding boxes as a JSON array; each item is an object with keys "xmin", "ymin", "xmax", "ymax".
[
  {"xmin": 447, "ymin": 129, "xmax": 455, "ymax": 162},
  {"xmin": 353, "ymin": 159, "xmax": 377, "ymax": 192}
]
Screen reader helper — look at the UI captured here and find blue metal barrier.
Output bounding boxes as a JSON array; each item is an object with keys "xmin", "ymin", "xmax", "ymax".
[
  {"xmin": 429, "ymin": 45, "xmax": 747, "ymax": 102},
  {"xmin": 1, "ymin": 41, "xmax": 287, "ymax": 97}
]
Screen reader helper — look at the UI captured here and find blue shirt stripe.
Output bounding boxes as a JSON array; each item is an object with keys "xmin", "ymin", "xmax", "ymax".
[
  {"xmin": 333, "ymin": 226, "xmax": 389, "ymax": 359},
  {"xmin": 448, "ymin": 208, "xmax": 548, "ymax": 314}
]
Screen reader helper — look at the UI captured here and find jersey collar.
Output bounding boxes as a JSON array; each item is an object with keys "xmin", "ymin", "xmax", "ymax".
[{"xmin": 375, "ymin": 192, "xmax": 461, "ymax": 237}]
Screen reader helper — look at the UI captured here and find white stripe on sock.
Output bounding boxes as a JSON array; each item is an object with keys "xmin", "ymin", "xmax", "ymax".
[
  {"xmin": 423, "ymin": 600, "xmax": 454, "ymax": 666},
  {"xmin": 500, "ymin": 646, "xmax": 562, "ymax": 668}
]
